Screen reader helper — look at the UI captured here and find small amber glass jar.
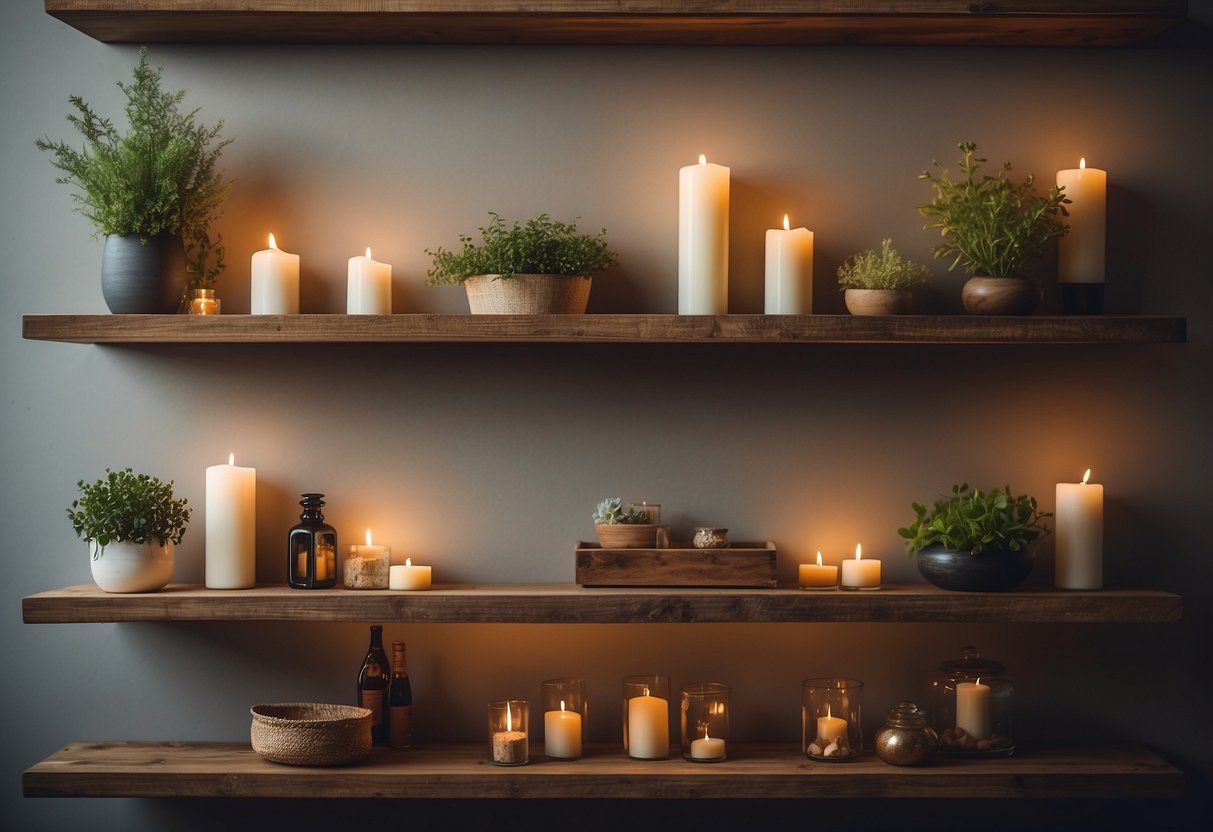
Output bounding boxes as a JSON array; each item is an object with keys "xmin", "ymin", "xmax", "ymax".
[{"xmin": 188, "ymin": 288, "xmax": 221, "ymax": 315}]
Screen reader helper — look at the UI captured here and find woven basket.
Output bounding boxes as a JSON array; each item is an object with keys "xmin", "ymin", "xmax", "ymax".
[
  {"xmin": 250, "ymin": 703, "xmax": 372, "ymax": 767},
  {"xmin": 595, "ymin": 524, "xmax": 669, "ymax": 549},
  {"xmin": 463, "ymin": 273, "xmax": 591, "ymax": 314}
]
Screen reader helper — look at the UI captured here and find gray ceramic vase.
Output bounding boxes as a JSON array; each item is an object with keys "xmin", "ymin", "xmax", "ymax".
[
  {"xmin": 915, "ymin": 544, "xmax": 1033, "ymax": 592},
  {"xmin": 101, "ymin": 232, "xmax": 187, "ymax": 314}
]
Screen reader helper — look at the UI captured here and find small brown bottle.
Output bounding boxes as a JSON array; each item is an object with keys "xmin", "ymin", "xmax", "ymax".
[{"xmin": 388, "ymin": 640, "xmax": 413, "ymax": 749}]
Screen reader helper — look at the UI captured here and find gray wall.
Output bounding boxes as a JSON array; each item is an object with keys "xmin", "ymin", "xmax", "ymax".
[{"xmin": 2, "ymin": 2, "xmax": 1210, "ymax": 829}]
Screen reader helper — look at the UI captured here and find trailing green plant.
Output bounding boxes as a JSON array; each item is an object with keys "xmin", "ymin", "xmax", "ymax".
[
  {"xmin": 68, "ymin": 468, "xmax": 191, "ymax": 554},
  {"xmin": 897, "ymin": 483, "xmax": 1051, "ymax": 556},
  {"xmin": 592, "ymin": 497, "xmax": 649, "ymax": 525},
  {"xmin": 917, "ymin": 142, "xmax": 1069, "ymax": 277},
  {"xmin": 36, "ymin": 47, "xmax": 232, "ymax": 296},
  {"xmin": 426, "ymin": 213, "xmax": 618, "ymax": 285},
  {"xmin": 836, "ymin": 238, "xmax": 930, "ymax": 290}
]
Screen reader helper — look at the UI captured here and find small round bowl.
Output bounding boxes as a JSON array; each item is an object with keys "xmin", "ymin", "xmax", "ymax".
[
  {"xmin": 250, "ymin": 703, "xmax": 372, "ymax": 767},
  {"xmin": 916, "ymin": 545, "xmax": 1034, "ymax": 592}
]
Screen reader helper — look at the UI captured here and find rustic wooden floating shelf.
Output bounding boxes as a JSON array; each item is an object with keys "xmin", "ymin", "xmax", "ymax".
[
  {"xmin": 23, "ymin": 741, "xmax": 1182, "ymax": 799},
  {"xmin": 22, "ymin": 583, "xmax": 1182, "ymax": 624},
  {"xmin": 43, "ymin": 1, "xmax": 1188, "ymax": 46},
  {"xmin": 20, "ymin": 314, "xmax": 1188, "ymax": 345}
]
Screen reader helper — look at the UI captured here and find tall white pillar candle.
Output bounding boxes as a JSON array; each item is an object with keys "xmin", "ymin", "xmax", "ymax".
[
  {"xmin": 1056, "ymin": 159, "xmax": 1107, "ymax": 285},
  {"xmin": 1055, "ymin": 468, "xmax": 1104, "ymax": 590},
  {"xmin": 764, "ymin": 214, "xmax": 814, "ymax": 314},
  {"xmin": 678, "ymin": 154, "xmax": 730, "ymax": 314},
  {"xmin": 955, "ymin": 679, "xmax": 991, "ymax": 740},
  {"xmin": 347, "ymin": 247, "xmax": 392, "ymax": 314},
  {"xmin": 626, "ymin": 691, "xmax": 669, "ymax": 759},
  {"xmin": 205, "ymin": 453, "xmax": 256, "ymax": 589},
  {"xmin": 250, "ymin": 233, "xmax": 300, "ymax": 314}
]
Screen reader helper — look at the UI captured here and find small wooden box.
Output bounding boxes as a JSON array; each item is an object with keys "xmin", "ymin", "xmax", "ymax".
[{"xmin": 575, "ymin": 541, "xmax": 777, "ymax": 588}]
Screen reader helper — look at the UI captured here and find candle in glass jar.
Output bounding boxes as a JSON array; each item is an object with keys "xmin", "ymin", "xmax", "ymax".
[
  {"xmin": 764, "ymin": 214, "xmax": 814, "ymax": 314},
  {"xmin": 816, "ymin": 705, "xmax": 848, "ymax": 745},
  {"xmin": 799, "ymin": 550, "xmax": 838, "ymax": 590},
  {"xmin": 678, "ymin": 154, "xmax": 730, "ymax": 314},
  {"xmin": 627, "ymin": 688, "xmax": 669, "ymax": 759},
  {"xmin": 1055, "ymin": 468, "xmax": 1104, "ymax": 590},
  {"xmin": 390, "ymin": 557, "xmax": 432, "ymax": 591},
  {"xmin": 250, "ymin": 233, "xmax": 299, "ymax": 314},
  {"xmin": 347, "ymin": 247, "xmax": 392, "ymax": 314},
  {"xmin": 544, "ymin": 700, "xmax": 583, "ymax": 759},
  {"xmin": 955, "ymin": 678, "xmax": 991, "ymax": 740},
  {"xmin": 204, "ymin": 453, "xmax": 256, "ymax": 589},
  {"xmin": 840, "ymin": 543, "xmax": 881, "ymax": 590},
  {"xmin": 690, "ymin": 731, "xmax": 726, "ymax": 760}
]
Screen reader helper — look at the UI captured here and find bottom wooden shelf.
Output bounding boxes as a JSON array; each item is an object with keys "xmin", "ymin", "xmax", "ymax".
[{"xmin": 24, "ymin": 742, "xmax": 1181, "ymax": 800}]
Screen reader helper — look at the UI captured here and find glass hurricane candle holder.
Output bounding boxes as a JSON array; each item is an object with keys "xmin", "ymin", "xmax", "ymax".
[
  {"xmin": 628, "ymin": 501, "xmax": 661, "ymax": 524},
  {"xmin": 188, "ymin": 288, "xmax": 220, "ymax": 315},
  {"xmin": 342, "ymin": 543, "xmax": 390, "ymax": 590},
  {"xmin": 542, "ymin": 678, "xmax": 587, "ymax": 760},
  {"xmin": 622, "ymin": 674, "xmax": 670, "ymax": 760},
  {"xmin": 802, "ymin": 677, "xmax": 863, "ymax": 761},
  {"xmin": 680, "ymin": 682, "xmax": 729, "ymax": 762},
  {"xmin": 487, "ymin": 699, "xmax": 529, "ymax": 766},
  {"xmin": 928, "ymin": 645, "xmax": 1015, "ymax": 756}
]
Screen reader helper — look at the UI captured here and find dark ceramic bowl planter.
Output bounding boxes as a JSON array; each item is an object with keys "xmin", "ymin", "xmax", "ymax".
[
  {"xmin": 961, "ymin": 276, "xmax": 1041, "ymax": 316},
  {"xmin": 101, "ymin": 232, "xmax": 187, "ymax": 314},
  {"xmin": 915, "ymin": 544, "xmax": 1034, "ymax": 592}
]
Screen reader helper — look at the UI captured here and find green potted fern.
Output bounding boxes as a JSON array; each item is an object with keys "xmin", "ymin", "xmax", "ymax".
[
  {"xmin": 917, "ymin": 142, "xmax": 1069, "ymax": 315},
  {"xmin": 836, "ymin": 239, "xmax": 930, "ymax": 315},
  {"xmin": 426, "ymin": 213, "xmax": 617, "ymax": 314},
  {"xmin": 37, "ymin": 48, "xmax": 231, "ymax": 313}
]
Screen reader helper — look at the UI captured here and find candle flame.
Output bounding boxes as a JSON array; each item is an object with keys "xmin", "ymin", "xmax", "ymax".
[
  {"xmin": 704, "ymin": 730, "xmax": 711, "ymax": 741},
  {"xmin": 816, "ymin": 551, "xmax": 823, "ymax": 567},
  {"xmin": 506, "ymin": 701, "xmax": 512, "ymax": 732},
  {"xmin": 228, "ymin": 452, "xmax": 234, "ymax": 465},
  {"xmin": 560, "ymin": 700, "xmax": 567, "ymax": 712},
  {"xmin": 643, "ymin": 685, "xmax": 650, "ymax": 697},
  {"xmin": 783, "ymin": 214, "xmax": 790, "ymax": 231},
  {"xmin": 365, "ymin": 528, "xmax": 373, "ymax": 546},
  {"xmin": 1079, "ymin": 157, "xmax": 1087, "ymax": 170},
  {"xmin": 976, "ymin": 677, "xmax": 982, "ymax": 686},
  {"xmin": 826, "ymin": 704, "xmax": 832, "ymax": 719},
  {"xmin": 268, "ymin": 233, "xmax": 278, "ymax": 250},
  {"xmin": 405, "ymin": 557, "xmax": 412, "ymax": 567},
  {"xmin": 365, "ymin": 247, "xmax": 373, "ymax": 259},
  {"xmin": 698, "ymin": 154, "xmax": 707, "ymax": 165},
  {"xmin": 1082, "ymin": 468, "xmax": 1091, "ymax": 484},
  {"xmin": 855, "ymin": 543, "xmax": 862, "ymax": 561}
]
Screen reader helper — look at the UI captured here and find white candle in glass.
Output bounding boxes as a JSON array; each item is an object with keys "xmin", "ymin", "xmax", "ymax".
[
  {"xmin": 626, "ymin": 688, "xmax": 669, "ymax": 759},
  {"xmin": 544, "ymin": 700, "xmax": 583, "ymax": 759},
  {"xmin": 840, "ymin": 543, "xmax": 881, "ymax": 590},
  {"xmin": 955, "ymin": 678, "xmax": 991, "ymax": 740}
]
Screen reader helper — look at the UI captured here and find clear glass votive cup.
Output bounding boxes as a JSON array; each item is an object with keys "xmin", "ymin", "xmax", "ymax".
[
  {"xmin": 622, "ymin": 674, "xmax": 670, "ymax": 760},
  {"xmin": 542, "ymin": 678, "xmax": 587, "ymax": 760},
  {"xmin": 342, "ymin": 544, "xmax": 390, "ymax": 589},
  {"xmin": 487, "ymin": 699, "xmax": 529, "ymax": 766},
  {"xmin": 628, "ymin": 501, "xmax": 661, "ymax": 524},
  {"xmin": 188, "ymin": 288, "xmax": 220, "ymax": 315},
  {"xmin": 802, "ymin": 677, "xmax": 863, "ymax": 761},
  {"xmin": 681, "ymin": 682, "xmax": 730, "ymax": 762}
]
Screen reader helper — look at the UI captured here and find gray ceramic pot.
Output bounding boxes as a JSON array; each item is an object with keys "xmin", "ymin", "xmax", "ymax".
[
  {"xmin": 915, "ymin": 544, "xmax": 1033, "ymax": 592},
  {"xmin": 101, "ymin": 232, "xmax": 187, "ymax": 313}
]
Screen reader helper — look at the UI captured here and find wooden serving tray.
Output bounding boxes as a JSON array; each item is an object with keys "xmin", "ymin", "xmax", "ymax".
[{"xmin": 575, "ymin": 541, "xmax": 777, "ymax": 588}]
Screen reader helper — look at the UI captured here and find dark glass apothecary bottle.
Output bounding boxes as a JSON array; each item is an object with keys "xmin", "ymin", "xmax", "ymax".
[{"xmin": 288, "ymin": 493, "xmax": 337, "ymax": 589}]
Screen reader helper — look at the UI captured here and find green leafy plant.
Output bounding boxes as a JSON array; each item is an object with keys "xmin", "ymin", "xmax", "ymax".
[
  {"xmin": 36, "ymin": 48, "xmax": 232, "ymax": 295},
  {"xmin": 917, "ymin": 142, "xmax": 1069, "ymax": 277},
  {"xmin": 897, "ymin": 483, "xmax": 1051, "ymax": 556},
  {"xmin": 426, "ymin": 213, "xmax": 618, "ymax": 285},
  {"xmin": 68, "ymin": 468, "xmax": 191, "ymax": 554},
  {"xmin": 837, "ymin": 239, "xmax": 930, "ymax": 290},
  {"xmin": 592, "ymin": 497, "xmax": 649, "ymax": 525}
]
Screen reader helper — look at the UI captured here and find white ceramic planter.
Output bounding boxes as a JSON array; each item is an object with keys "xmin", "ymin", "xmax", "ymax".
[{"xmin": 89, "ymin": 540, "xmax": 175, "ymax": 593}]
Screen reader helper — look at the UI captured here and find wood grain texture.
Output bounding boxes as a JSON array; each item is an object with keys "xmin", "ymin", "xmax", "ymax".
[
  {"xmin": 20, "ymin": 314, "xmax": 1189, "ymax": 345},
  {"xmin": 22, "ymin": 583, "xmax": 1183, "ymax": 624},
  {"xmin": 43, "ymin": 1, "xmax": 1187, "ymax": 46},
  {"xmin": 23, "ymin": 741, "xmax": 1183, "ymax": 799},
  {"xmin": 576, "ymin": 541, "xmax": 778, "ymax": 587}
]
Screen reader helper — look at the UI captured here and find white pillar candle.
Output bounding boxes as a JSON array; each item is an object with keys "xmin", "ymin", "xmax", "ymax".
[
  {"xmin": 347, "ymin": 247, "xmax": 392, "ymax": 314},
  {"xmin": 1056, "ymin": 159, "xmax": 1107, "ymax": 285},
  {"xmin": 250, "ymin": 233, "xmax": 300, "ymax": 314},
  {"xmin": 816, "ymin": 705, "xmax": 848, "ymax": 745},
  {"xmin": 204, "ymin": 453, "xmax": 256, "ymax": 589},
  {"xmin": 690, "ymin": 732, "xmax": 726, "ymax": 760},
  {"xmin": 955, "ymin": 679, "xmax": 991, "ymax": 740},
  {"xmin": 799, "ymin": 550, "xmax": 838, "ymax": 590},
  {"xmin": 764, "ymin": 214, "xmax": 814, "ymax": 314},
  {"xmin": 678, "ymin": 154, "xmax": 730, "ymax": 314},
  {"xmin": 544, "ymin": 701, "xmax": 583, "ymax": 759},
  {"xmin": 840, "ymin": 543, "xmax": 881, "ymax": 590},
  {"xmin": 1055, "ymin": 468, "xmax": 1105, "ymax": 590},
  {"xmin": 389, "ymin": 557, "xmax": 432, "ymax": 590},
  {"xmin": 626, "ymin": 690, "xmax": 669, "ymax": 759}
]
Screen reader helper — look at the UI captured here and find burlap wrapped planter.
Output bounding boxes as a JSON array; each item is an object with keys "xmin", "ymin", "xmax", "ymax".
[
  {"xmin": 250, "ymin": 703, "xmax": 372, "ymax": 767},
  {"xmin": 463, "ymin": 273, "xmax": 591, "ymax": 314}
]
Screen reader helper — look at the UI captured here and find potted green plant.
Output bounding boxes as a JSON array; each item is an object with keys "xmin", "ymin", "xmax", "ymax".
[
  {"xmin": 897, "ymin": 483, "xmax": 1051, "ymax": 592},
  {"xmin": 37, "ymin": 48, "xmax": 231, "ymax": 314},
  {"xmin": 836, "ymin": 238, "xmax": 930, "ymax": 315},
  {"xmin": 917, "ymin": 142, "xmax": 1069, "ymax": 315},
  {"xmin": 592, "ymin": 497, "xmax": 668, "ymax": 549},
  {"xmin": 426, "ymin": 213, "xmax": 618, "ymax": 314},
  {"xmin": 68, "ymin": 468, "xmax": 191, "ymax": 593}
]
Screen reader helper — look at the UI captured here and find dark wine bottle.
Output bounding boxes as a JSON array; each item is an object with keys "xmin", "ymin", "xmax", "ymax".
[
  {"xmin": 357, "ymin": 625, "xmax": 390, "ymax": 745},
  {"xmin": 388, "ymin": 640, "xmax": 413, "ymax": 749}
]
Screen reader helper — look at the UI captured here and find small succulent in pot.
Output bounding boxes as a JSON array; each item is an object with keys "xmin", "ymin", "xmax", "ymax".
[
  {"xmin": 592, "ymin": 497, "xmax": 667, "ymax": 549},
  {"xmin": 836, "ymin": 238, "xmax": 929, "ymax": 315},
  {"xmin": 592, "ymin": 497, "xmax": 649, "ymax": 526},
  {"xmin": 68, "ymin": 467, "xmax": 191, "ymax": 555}
]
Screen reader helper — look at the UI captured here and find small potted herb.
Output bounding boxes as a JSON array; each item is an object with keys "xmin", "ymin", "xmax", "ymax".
[
  {"xmin": 592, "ymin": 497, "xmax": 668, "ymax": 549},
  {"xmin": 426, "ymin": 213, "xmax": 618, "ymax": 314},
  {"xmin": 897, "ymin": 483, "xmax": 1051, "ymax": 592},
  {"xmin": 836, "ymin": 238, "xmax": 929, "ymax": 315},
  {"xmin": 917, "ymin": 142, "xmax": 1069, "ymax": 315},
  {"xmin": 68, "ymin": 467, "xmax": 191, "ymax": 593}
]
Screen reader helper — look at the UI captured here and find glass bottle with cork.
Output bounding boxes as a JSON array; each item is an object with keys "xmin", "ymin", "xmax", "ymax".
[{"xmin": 357, "ymin": 625, "xmax": 390, "ymax": 746}]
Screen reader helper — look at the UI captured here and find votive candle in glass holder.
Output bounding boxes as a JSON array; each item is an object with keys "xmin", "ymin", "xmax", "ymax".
[
  {"xmin": 681, "ymin": 682, "xmax": 729, "ymax": 762},
  {"xmin": 799, "ymin": 551, "xmax": 838, "ymax": 590},
  {"xmin": 188, "ymin": 288, "xmax": 220, "ymax": 315},
  {"xmin": 628, "ymin": 501, "xmax": 661, "ymax": 524},
  {"xmin": 802, "ymin": 677, "xmax": 863, "ymax": 761},
  {"xmin": 487, "ymin": 699, "xmax": 529, "ymax": 766},
  {"xmin": 542, "ymin": 677, "xmax": 587, "ymax": 760},
  {"xmin": 622, "ymin": 674, "xmax": 670, "ymax": 760},
  {"xmin": 342, "ymin": 540, "xmax": 390, "ymax": 590}
]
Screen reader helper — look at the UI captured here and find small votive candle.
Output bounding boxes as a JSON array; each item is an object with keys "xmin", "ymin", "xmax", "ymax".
[
  {"xmin": 389, "ymin": 557, "xmax": 432, "ymax": 590},
  {"xmin": 488, "ymin": 699, "xmax": 529, "ymax": 766},
  {"xmin": 681, "ymin": 682, "xmax": 729, "ymax": 762},
  {"xmin": 542, "ymin": 678, "xmax": 587, "ymax": 760},
  {"xmin": 343, "ymin": 528, "xmax": 389, "ymax": 590},
  {"xmin": 188, "ymin": 288, "xmax": 220, "ymax": 315},
  {"xmin": 840, "ymin": 543, "xmax": 881, "ymax": 590},
  {"xmin": 799, "ymin": 551, "xmax": 838, "ymax": 590}
]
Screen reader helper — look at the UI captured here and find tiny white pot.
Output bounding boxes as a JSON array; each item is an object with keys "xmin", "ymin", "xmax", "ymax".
[{"xmin": 89, "ymin": 540, "xmax": 175, "ymax": 593}]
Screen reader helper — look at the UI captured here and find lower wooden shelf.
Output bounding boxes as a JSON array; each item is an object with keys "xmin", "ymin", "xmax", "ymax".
[{"xmin": 24, "ymin": 742, "xmax": 1181, "ymax": 799}]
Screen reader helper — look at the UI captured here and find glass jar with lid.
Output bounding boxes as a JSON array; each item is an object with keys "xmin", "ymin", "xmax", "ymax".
[{"xmin": 928, "ymin": 645, "xmax": 1015, "ymax": 756}]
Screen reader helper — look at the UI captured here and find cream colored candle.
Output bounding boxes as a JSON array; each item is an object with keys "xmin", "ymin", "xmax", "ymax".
[
  {"xmin": 816, "ymin": 705, "xmax": 848, "ymax": 745},
  {"xmin": 204, "ymin": 453, "xmax": 256, "ymax": 589},
  {"xmin": 799, "ymin": 551, "xmax": 838, "ymax": 590},
  {"xmin": 956, "ymin": 679, "xmax": 991, "ymax": 740},
  {"xmin": 390, "ymin": 557, "xmax": 432, "ymax": 590},
  {"xmin": 1055, "ymin": 468, "xmax": 1104, "ymax": 590},
  {"xmin": 764, "ymin": 214, "xmax": 814, "ymax": 314},
  {"xmin": 544, "ymin": 701, "xmax": 583, "ymax": 759},
  {"xmin": 250, "ymin": 233, "xmax": 300, "ymax": 314},
  {"xmin": 840, "ymin": 543, "xmax": 880, "ymax": 590},
  {"xmin": 347, "ymin": 247, "xmax": 392, "ymax": 314},
  {"xmin": 678, "ymin": 154, "xmax": 730, "ymax": 314},
  {"xmin": 627, "ymin": 690, "xmax": 669, "ymax": 759},
  {"xmin": 1056, "ymin": 159, "xmax": 1107, "ymax": 284},
  {"xmin": 690, "ymin": 732, "xmax": 726, "ymax": 760}
]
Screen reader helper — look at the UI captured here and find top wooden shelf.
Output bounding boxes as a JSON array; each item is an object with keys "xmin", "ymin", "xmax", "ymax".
[
  {"xmin": 20, "ymin": 314, "xmax": 1188, "ymax": 345},
  {"xmin": 44, "ymin": 1, "xmax": 1187, "ymax": 47}
]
